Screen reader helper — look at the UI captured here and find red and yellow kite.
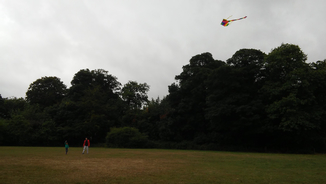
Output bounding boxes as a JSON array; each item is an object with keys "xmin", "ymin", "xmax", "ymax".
[{"xmin": 221, "ymin": 16, "xmax": 247, "ymax": 27}]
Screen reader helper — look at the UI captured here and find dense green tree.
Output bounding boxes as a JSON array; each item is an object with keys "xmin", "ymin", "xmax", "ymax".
[
  {"xmin": 26, "ymin": 76, "xmax": 67, "ymax": 108},
  {"xmin": 0, "ymin": 97, "xmax": 27, "ymax": 145},
  {"xmin": 0, "ymin": 95, "xmax": 7, "ymax": 119},
  {"xmin": 146, "ymin": 97, "xmax": 171, "ymax": 141},
  {"xmin": 3, "ymin": 103, "xmax": 57, "ymax": 146},
  {"xmin": 167, "ymin": 53, "xmax": 225, "ymax": 142},
  {"xmin": 3, "ymin": 97, "xmax": 27, "ymax": 118},
  {"xmin": 121, "ymin": 81, "xmax": 150, "ymax": 110},
  {"xmin": 0, "ymin": 95, "xmax": 7, "ymax": 145},
  {"xmin": 69, "ymin": 69, "xmax": 121, "ymax": 101},
  {"xmin": 305, "ymin": 60, "xmax": 326, "ymax": 150},
  {"xmin": 2, "ymin": 44, "xmax": 326, "ymax": 152},
  {"xmin": 262, "ymin": 44, "xmax": 312, "ymax": 130},
  {"xmin": 120, "ymin": 81, "xmax": 150, "ymax": 138},
  {"xmin": 124, "ymin": 97, "xmax": 171, "ymax": 141},
  {"xmin": 260, "ymin": 43, "xmax": 322, "ymax": 151},
  {"xmin": 205, "ymin": 49, "xmax": 266, "ymax": 147},
  {"xmin": 58, "ymin": 69, "xmax": 124, "ymax": 144}
]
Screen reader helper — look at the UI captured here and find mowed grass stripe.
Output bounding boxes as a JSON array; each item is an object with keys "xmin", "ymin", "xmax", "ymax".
[{"xmin": 0, "ymin": 147, "xmax": 325, "ymax": 184}]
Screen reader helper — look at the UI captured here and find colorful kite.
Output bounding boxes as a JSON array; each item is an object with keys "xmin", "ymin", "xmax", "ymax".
[{"xmin": 221, "ymin": 16, "xmax": 247, "ymax": 27}]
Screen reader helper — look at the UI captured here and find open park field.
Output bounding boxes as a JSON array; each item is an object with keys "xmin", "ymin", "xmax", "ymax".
[{"xmin": 0, "ymin": 147, "xmax": 325, "ymax": 184}]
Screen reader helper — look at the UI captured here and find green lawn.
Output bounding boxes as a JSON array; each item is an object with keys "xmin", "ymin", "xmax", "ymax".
[{"xmin": 0, "ymin": 146, "xmax": 325, "ymax": 184}]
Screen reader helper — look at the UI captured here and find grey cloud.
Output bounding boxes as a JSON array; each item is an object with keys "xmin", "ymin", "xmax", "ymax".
[{"xmin": 1, "ymin": 0, "xmax": 326, "ymax": 99}]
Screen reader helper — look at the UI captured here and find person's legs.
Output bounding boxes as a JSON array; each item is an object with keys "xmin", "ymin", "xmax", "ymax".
[
  {"xmin": 66, "ymin": 148, "xmax": 68, "ymax": 154},
  {"xmin": 86, "ymin": 146, "xmax": 88, "ymax": 154},
  {"xmin": 82, "ymin": 146, "xmax": 86, "ymax": 154}
]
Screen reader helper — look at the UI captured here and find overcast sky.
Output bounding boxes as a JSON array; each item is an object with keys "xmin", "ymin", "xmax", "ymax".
[{"xmin": 1, "ymin": 0, "xmax": 326, "ymax": 100}]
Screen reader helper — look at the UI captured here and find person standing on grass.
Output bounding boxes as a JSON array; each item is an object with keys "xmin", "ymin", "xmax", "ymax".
[
  {"xmin": 82, "ymin": 137, "xmax": 90, "ymax": 154},
  {"xmin": 65, "ymin": 141, "xmax": 69, "ymax": 155}
]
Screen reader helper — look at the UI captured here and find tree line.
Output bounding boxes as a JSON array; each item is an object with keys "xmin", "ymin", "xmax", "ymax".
[{"xmin": 1, "ymin": 43, "xmax": 326, "ymax": 153}]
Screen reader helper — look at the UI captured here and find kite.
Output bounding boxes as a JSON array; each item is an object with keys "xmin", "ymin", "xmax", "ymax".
[{"xmin": 221, "ymin": 16, "xmax": 247, "ymax": 27}]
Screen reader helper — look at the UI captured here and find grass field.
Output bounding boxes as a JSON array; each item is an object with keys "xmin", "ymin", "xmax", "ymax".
[{"xmin": 0, "ymin": 147, "xmax": 325, "ymax": 184}]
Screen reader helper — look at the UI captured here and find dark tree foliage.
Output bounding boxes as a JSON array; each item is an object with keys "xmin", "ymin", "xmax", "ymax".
[
  {"xmin": 309, "ymin": 60, "xmax": 326, "ymax": 150},
  {"xmin": 259, "ymin": 44, "xmax": 321, "ymax": 151},
  {"xmin": 0, "ymin": 97, "xmax": 28, "ymax": 145},
  {"xmin": 205, "ymin": 49, "xmax": 266, "ymax": 147},
  {"xmin": 120, "ymin": 81, "xmax": 150, "ymax": 140},
  {"xmin": 0, "ymin": 94, "xmax": 7, "ymax": 119},
  {"xmin": 3, "ymin": 97, "xmax": 27, "ymax": 115},
  {"xmin": 54, "ymin": 69, "xmax": 125, "ymax": 145},
  {"xmin": 69, "ymin": 69, "xmax": 121, "ymax": 101},
  {"xmin": 0, "ymin": 95, "xmax": 7, "ymax": 144},
  {"xmin": 1, "ymin": 103, "xmax": 57, "ymax": 146},
  {"xmin": 147, "ymin": 97, "xmax": 171, "ymax": 141},
  {"xmin": 121, "ymin": 81, "xmax": 150, "ymax": 110},
  {"xmin": 166, "ymin": 53, "xmax": 225, "ymax": 142},
  {"xmin": 2, "ymin": 44, "xmax": 326, "ymax": 153},
  {"xmin": 26, "ymin": 76, "xmax": 67, "ymax": 108},
  {"xmin": 106, "ymin": 127, "xmax": 149, "ymax": 148}
]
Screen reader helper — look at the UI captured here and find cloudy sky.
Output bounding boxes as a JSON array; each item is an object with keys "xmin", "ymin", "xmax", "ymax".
[{"xmin": 1, "ymin": 0, "xmax": 326, "ymax": 100}]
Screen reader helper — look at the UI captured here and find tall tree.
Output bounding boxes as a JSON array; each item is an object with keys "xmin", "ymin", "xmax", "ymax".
[
  {"xmin": 60, "ymin": 69, "xmax": 124, "ymax": 144},
  {"xmin": 3, "ymin": 97, "xmax": 27, "ymax": 118},
  {"xmin": 261, "ymin": 44, "xmax": 312, "ymax": 131},
  {"xmin": 166, "ymin": 53, "xmax": 225, "ymax": 142},
  {"xmin": 260, "ymin": 43, "xmax": 320, "ymax": 151},
  {"xmin": 205, "ymin": 49, "xmax": 266, "ymax": 146},
  {"xmin": 26, "ymin": 76, "xmax": 67, "ymax": 108},
  {"xmin": 121, "ymin": 81, "xmax": 149, "ymax": 110},
  {"xmin": 0, "ymin": 95, "xmax": 7, "ymax": 119},
  {"xmin": 305, "ymin": 60, "xmax": 326, "ymax": 151},
  {"xmin": 69, "ymin": 69, "xmax": 121, "ymax": 101},
  {"xmin": 0, "ymin": 94, "xmax": 7, "ymax": 145}
]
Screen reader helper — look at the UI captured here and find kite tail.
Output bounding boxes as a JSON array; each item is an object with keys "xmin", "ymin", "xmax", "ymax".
[{"xmin": 229, "ymin": 16, "xmax": 247, "ymax": 22}]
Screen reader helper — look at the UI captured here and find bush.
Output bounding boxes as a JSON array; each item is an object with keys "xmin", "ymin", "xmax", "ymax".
[{"xmin": 106, "ymin": 127, "xmax": 149, "ymax": 148}]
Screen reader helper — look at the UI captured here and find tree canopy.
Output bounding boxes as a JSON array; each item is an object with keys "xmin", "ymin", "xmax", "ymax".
[
  {"xmin": 26, "ymin": 76, "xmax": 67, "ymax": 108},
  {"xmin": 1, "ymin": 43, "xmax": 326, "ymax": 153}
]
